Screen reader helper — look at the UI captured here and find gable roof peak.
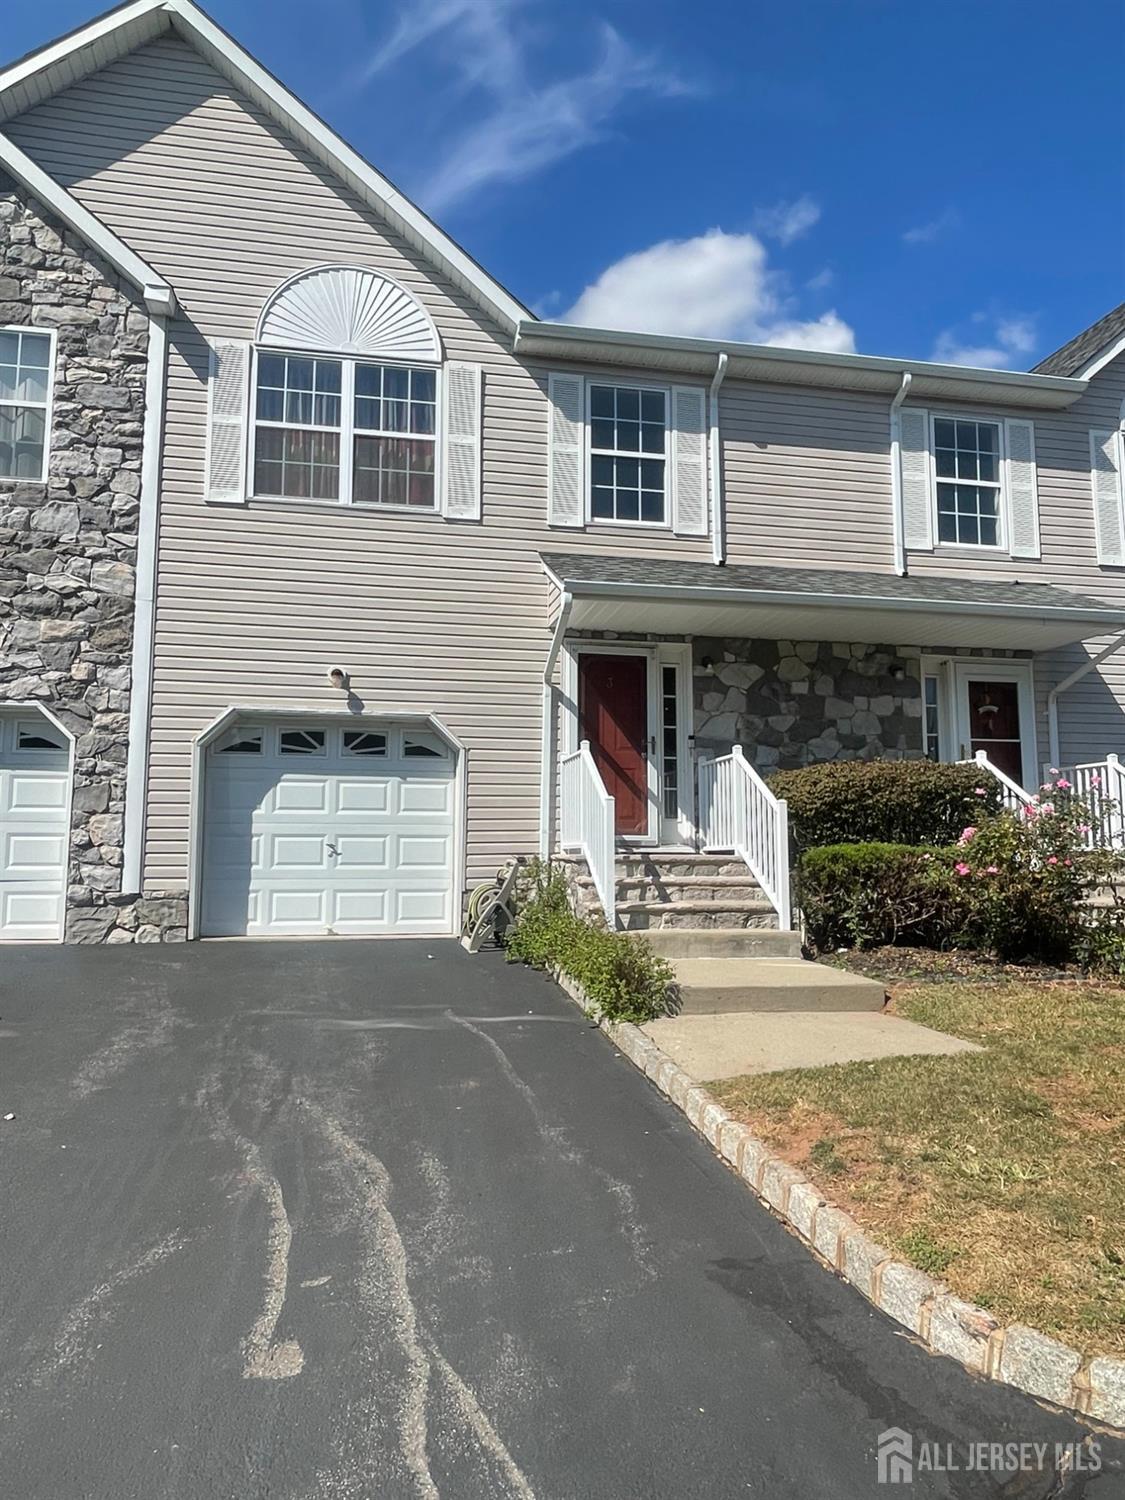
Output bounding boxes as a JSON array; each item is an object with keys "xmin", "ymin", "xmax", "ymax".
[
  {"xmin": 1032, "ymin": 301, "xmax": 1125, "ymax": 380},
  {"xmin": 0, "ymin": 0, "xmax": 531, "ymax": 336}
]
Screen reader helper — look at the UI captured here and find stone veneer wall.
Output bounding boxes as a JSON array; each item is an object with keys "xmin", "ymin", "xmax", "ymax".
[
  {"xmin": 0, "ymin": 174, "xmax": 185, "ymax": 942},
  {"xmin": 693, "ymin": 637, "xmax": 923, "ymax": 769}
]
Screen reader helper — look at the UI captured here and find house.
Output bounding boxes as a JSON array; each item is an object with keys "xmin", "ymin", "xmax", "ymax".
[{"xmin": 1, "ymin": 0, "xmax": 1123, "ymax": 944}]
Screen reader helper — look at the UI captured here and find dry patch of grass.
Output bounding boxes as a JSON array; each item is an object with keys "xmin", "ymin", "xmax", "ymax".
[{"xmin": 712, "ymin": 979, "xmax": 1125, "ymax": 1356}]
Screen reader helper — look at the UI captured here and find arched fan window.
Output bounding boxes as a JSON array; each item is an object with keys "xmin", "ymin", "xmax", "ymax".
[{"xmin": 251, "ymin": 266, "xmax": 445, "ymax": 511}]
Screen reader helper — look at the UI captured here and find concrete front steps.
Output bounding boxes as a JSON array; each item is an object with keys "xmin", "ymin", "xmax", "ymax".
[{"xmin": 570, "ymin": 851, "xmax": 780, "ymax": 931}]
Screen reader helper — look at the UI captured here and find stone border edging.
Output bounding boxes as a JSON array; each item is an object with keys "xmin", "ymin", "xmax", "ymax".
[{"xmin": 549, "ymin": 967, "xmax": 1125, "ymax": 1431}]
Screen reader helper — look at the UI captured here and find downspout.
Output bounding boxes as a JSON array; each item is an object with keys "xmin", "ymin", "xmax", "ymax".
[
  {"xmin": 122, "ymin": 313, "xmax": 168, "ymax": 895},
  {"xmin": 539, "ymin": 590, "xmax": 574, "ymax": 858},
  {"xmin": 888, "ymin": 370, "xmax": 913, "ymax": 576},
  {"xmin": 1046, "ymin": 630, "xmax": 1125, "ymax": 770},
  {"xmin": 709, "ymin": 351, "xmax": 729, "ymax": 565}
]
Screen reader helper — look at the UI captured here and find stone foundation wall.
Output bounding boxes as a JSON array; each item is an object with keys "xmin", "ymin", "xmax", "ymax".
[
  {"xmin": 0, "ymin": 174, "xmax": 185, "ymax": 942},
  {"xmin": 693, "ymin": 637, "xmax": 923, "ymax": 770}
]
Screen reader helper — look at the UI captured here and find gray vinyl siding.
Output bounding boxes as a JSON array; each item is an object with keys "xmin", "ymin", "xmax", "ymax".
[{"xmin": 5, "ymin": 36, "xmax": 709, "ymax": 890}]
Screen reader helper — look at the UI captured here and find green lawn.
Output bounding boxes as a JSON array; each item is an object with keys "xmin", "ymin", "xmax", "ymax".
[{"xmin": 712, "ymin": 978, "xmax": 1125, "ymax": 1356}]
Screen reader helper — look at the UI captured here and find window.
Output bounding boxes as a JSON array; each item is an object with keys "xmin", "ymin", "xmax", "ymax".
[
  {"xmin": 0, "ymin": 328, "xmax": 52, "ymax": 481},
  {"xmin": 343, "ymin": 730, "xmax": 387, "ymax": 757},
  {"xmin": 403, "ymin": 732, "xmax": 445, "ymax": 758},
  {"xmin": 252, "ymin": 352, "xmax": 436, "ymax": 508},
  {"xmin": 16, "ymin": 719, "xmax": 66, "ymax": 751},
  {"xmin": 924, "ymin": 676, "xmax": 941, "ymax": 761},
  {"xmin": 661, "ymin": 665, "xmax": 679, "ymax": 819},
  {"xmin": 934, "ymin": 418, "xmax": 1002, "ymax": 547},
  {"xmin": 279, "ymin": 727, "xmax": 325, "ymax": 755},
  {"xmin": 215, "ymin": 728, "xmax": 262, "ymax": 754},
  {"xmin": 589, "ymin": 384, "xmax": 667, "ymax": 525}
]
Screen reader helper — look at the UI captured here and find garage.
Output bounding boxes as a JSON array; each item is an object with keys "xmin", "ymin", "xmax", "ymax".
[
  {"xmin": 0, "ymin": 709, "xmax": 71, "ymax": 942},
  {"xmin": 199, "ymin": 717, "xmax": 459, "ymax": 937}
]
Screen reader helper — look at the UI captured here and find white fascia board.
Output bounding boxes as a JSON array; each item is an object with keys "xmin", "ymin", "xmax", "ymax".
[
  {"xmin": 159, "ymin": 0, "xmax": 530, "ymax": 334},
  {"xmin": 0, "ymin": 128, "xmax": 176, "ymax": 314},
  {"xmin": 1075, "ymin": 332, "xmax": 1125, "ymax": 381},
  {"xmin": 0, "ymin": 0, "xmax": 168, "ymax": 101},
  {"xmin": 561, "ymin": 576, "xmax": 1125, "ymax": 628},
  {"xmin": 518, "ymin": 321, "xmax": 1087, "ymax": 409}
]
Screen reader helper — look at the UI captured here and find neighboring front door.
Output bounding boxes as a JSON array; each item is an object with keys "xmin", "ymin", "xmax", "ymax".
[
  {"xmin": 578, "ymin": 653, "xmax": 650, "ymax": 837},
  {"xmin": 960, "ymin": 677, "xmax": 1026, "ymax": 784}
]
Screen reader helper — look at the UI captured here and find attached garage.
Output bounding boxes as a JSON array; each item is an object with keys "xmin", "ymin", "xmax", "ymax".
[
  {"xmin": 0, "ymin": 709, "xmax": 71, "ymax": 942},
  {"xmin": 198, "ymin": 715, "xmax": 461, "ymax": 938}
]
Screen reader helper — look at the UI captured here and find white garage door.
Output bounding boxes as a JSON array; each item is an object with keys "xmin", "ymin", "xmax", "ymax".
[
  {"xmin": 201, "ymin": 720, "xmax": 458, "ymax": 937},
  {"xmin": 0, "ymin": 712, "xmax": 70, "ymax": 941}
]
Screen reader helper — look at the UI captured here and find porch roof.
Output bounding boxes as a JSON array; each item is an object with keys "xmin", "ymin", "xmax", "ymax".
[{"xmin": 541, "ymin": 552, "xmax": 1125, "ymax": 652}]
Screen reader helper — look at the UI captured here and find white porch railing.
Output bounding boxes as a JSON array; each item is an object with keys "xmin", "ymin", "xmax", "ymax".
[
  {"xmin": 698, "ymin": 745, "xmax": 792, "ymax": 929},
  {"xmin": 1043, "ymin": 755, "xmax": 1125, "ymax": 850},
  {"xmin": 559, "ymin": 740, "xmax": 616, "ymax": 926},
  {"xmin": 959, "ymin": 749, "xmax": 1034, "ymax": 814}
]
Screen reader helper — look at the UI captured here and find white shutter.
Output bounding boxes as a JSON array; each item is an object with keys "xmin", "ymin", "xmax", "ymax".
[
  {"xmin": 205, "ymin": 339, "xmax": 250, "ymax": 504},
  {"xmin": 441, "ymin": 362, "xmax": 482, "ymax": 520},
  {"xmin": 1091, "ymin": 429, "xmax": 1125, "ymax": 566},
  {"xmin": 898, "ymin": 406, "xmax": 932, "ymax": 550},
  {"xmin": 670, "ymin": 385, "xmax": 708, "ymax": 536},
  {"xmin": 1005, "ymin": 418, "xmax": 1040, "ymax": 558},
  {"xmin": 547, "ymin": 372, "xmax": 585, "ymax": 527}
]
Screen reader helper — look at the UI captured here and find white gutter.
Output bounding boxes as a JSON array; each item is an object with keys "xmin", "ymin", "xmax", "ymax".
[
  {"xmin": 1047, "ymin": 631, "xmax": 1125, "ymax": 770},
  {"xmin": 888, "ymin": 370, "xmax": 912, "ymax": 577},
  {"xmin": 122, "ymin": 315, "xmax": 167, "ymax": 894},
  {"xmin": 539, "ymin": 590, "xmax": 573, "ymax": 859},
  {"xmin": 709, "ymin": 351, "xmax": 729, "ymax": 565}
]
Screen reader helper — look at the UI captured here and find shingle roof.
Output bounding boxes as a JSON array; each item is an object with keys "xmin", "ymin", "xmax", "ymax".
[
  {"xmin": 1032, "ymin": 303, "xmax": 1125, "ymax": 377},
  {"xmin": 541, "ymin": 551, "xmax": 1124, "ymax": 621}
]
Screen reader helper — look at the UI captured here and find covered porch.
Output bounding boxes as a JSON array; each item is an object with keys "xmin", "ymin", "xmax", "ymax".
[{"xmin": 540, "ymin": 552, "xmax": 1125, "ymax": 927}]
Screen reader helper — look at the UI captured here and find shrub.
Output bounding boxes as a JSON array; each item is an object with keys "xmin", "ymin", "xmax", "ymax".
[
  {"xmin": 799, "ymin": 842, "xmax": 963, "ymax": 952},
  {"xmin": 771, "ymin": 759, "xmax": 1002, "ymax": 850},
  {"xmin": 1077, "ymin": 907, "xmax": 1125, "ymax": 979},
  {"xmin": 504, "ymin": 859, "xmax": 674, "ymax": 1025}
]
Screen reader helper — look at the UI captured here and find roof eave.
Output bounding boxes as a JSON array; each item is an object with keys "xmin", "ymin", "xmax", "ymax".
[{"xmin": 518, "ymin": 320, "xmax": 1087, "ymax": 410}]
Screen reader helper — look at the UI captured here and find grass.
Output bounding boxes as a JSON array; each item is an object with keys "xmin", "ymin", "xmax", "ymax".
[{"xmin": 711, "ymin": 978, "xmax": 1125, "ymax": 1356}]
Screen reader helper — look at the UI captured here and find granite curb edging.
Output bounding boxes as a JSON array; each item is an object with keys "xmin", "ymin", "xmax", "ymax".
[{"xmin": 549, "ymin": 966, "xmax": 1124, "ymax": 1431}]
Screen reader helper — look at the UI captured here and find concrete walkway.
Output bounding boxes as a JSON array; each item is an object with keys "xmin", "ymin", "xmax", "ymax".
[{"xmin": 644, "ymin": 1008, "xmax": 980, "ymax": 1081}]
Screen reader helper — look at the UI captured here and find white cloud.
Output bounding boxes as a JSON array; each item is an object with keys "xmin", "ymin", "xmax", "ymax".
[
  {"xmin": 903, "ymin": 208, "xmax": 959, "ymax": 245},
  {"xmin": 363, "ymin": 2, "xmax": 689, "ymax": 212},
  {"xmin": 563, "ymin": 229, "xmax": 856, "ymax": 352},
  {"xmin": 931, "ymin": 314, "xmax": 1038, "ymax": 369},
  {"xmin": 806, "ymin": 267, "xmax": 835, "ymax": 291},
  {"xmin": 753, "ymin": 195, "xmax": 821, "ymax": 246}
]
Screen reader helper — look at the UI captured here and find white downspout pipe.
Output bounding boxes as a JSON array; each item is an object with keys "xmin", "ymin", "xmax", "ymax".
[
  {"xmin": 709, "ymin": 351, "xmax": 729, "ymax": 565},
  {"xmin": 888, "ymin": 370, "xmax": 913, "ymax": 576},
  {"xmin": 539, "ymin": 590, "xmax": 573, "ymax": 858},
  {"xmin": 1046, "ymin": 630, "xmax": 1125, "ymax": 770}
]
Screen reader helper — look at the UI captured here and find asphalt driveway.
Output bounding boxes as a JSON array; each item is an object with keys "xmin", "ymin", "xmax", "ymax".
[{"xmin": 0, "ymin": 940, "xmax": 1121, "ymax": 1500}]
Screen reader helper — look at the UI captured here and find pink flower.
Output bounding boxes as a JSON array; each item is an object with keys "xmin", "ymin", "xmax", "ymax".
[
  {"xmin": 1091, "ymin": 773, "xmax": 1102, "ymax": 788},
  {"xmin": 986, "ymin": 865, "xmax": 999, "ymax": 874},
  {"xmin": 974, "ymin": 786, "xmax": 987, "ymax": 796},
  {"xmin": 1047, "ymin": 856, "xmax": 1059, "ymax": 865},
  {"xmin": 955, "ymin": 862, "xmax": 971, "ymax": 876},
  {"xmin": 1079, "ymin": 823, "xmax": 1091, "ymax": 835},
  {"xmin": 958, "ymin": 826, "xmax": 978, "ymax": 846},
  {"xmin": 1040, "ymin": 783, "xmax": 1054, "ymax": 793},
  {"xmin": 1055, "ymin": 777, "xmax": 1072, "ymax": 790},
  {"xmin": 1039, "ymin": 802, "xmax": 1055, "ymax": 816},
  {"xmin": 1064, "ymin": 858, "xmax": 1073, "ymax": 867},
  {"xmin": 1048, "ymin": 767, "xmax": 1059, "ymax": 776}
]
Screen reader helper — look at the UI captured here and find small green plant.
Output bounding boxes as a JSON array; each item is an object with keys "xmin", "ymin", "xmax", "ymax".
[
  {"xmin": 504, "ymin": 858, "xmax": 674, "ymax": 1025},
  {"xmin": 1076, "ymin": 905, "xmax": 1125, "ymax": 979},
  {"xmin": 808, "ymin": 1137, "xmax": 847, "ymax": 1178},
  {"xmin": 898, "ymin": 1228, "xmax": 958, "ymax": 1277}
]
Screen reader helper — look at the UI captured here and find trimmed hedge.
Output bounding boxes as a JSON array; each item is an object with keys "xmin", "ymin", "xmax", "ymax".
[
  {"xmin": 771, "ymin": 759, "xmax": 1002, "ymax": 850},
  {"xmin": 798, "ymin": 842, "xmax": 960, "ymax": 952},
  {"xmin": 504, "ymin": 860, "xmax": 674, "ymax": 1024}
]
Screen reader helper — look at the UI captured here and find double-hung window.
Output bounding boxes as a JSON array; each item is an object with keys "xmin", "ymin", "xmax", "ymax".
[
  {"xmin": 934, "ymin": 417, "xmax": 1002, "ymax": 547},
  {"xmin": 589, "ymin": 383, "xmax": 667, "ymax": 525},
  {"xmin": 0, "ymin": 328, "xmax": 52, "ymax": 482},
  {"xmin": 253, "ymin": 352, "xmax": 437, "ymax": 509}
]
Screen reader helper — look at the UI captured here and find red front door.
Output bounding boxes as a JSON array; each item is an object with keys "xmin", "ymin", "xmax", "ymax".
[
  {"xmin": 966, "ymin": 679, "xmax": 1024, "ymax": 783},
  {"xmin": 579, "ymin": 653, "xmax": 649, "ymax": 837}
]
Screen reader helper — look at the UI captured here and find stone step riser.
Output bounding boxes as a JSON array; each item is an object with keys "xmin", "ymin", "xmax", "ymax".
[
  {"xmin": 633, "ymin": 928, "xmax": 803, "ymax": 959},
  {"xmin": 617, "ymin": 909, "xmax": 780, "ymax": 931},
  {"xmin": 615, "ymin": 883, "xmax": 763, "ymax": 903}
]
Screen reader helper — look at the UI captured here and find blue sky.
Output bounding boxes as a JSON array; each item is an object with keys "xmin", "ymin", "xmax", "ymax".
[{"xmin": 7, "ymin": 0, "xmax": 1124, "ymax": 366}]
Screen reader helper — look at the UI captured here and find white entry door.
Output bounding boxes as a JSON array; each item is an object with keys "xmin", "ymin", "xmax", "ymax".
[
  {"xmin": 200, "ymin": 720, "xmax": 457, "ymax": 937},
  {"xmin": 0, "ymin": 712, "xmax": 70, "ymax": 941}
]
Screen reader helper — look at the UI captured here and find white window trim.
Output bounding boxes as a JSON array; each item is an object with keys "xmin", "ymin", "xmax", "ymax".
[
  {"xmin": 929, "ymin": 411, "xmax": 1007, "ymax": 553},
  {"xmin": 247, "ymin": 346, "xmax": 443, "ymax": 514},
  {"xmin": 0, "ymin": 325, "xmax": 56, "ymax": 486},
  {"xmin": 921, "ymin": 654, "xmax": 1037, "ymax": 787},
  {"xmin": 585, "ymin": 379, "xmax": 672, "ymax": 530}
]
